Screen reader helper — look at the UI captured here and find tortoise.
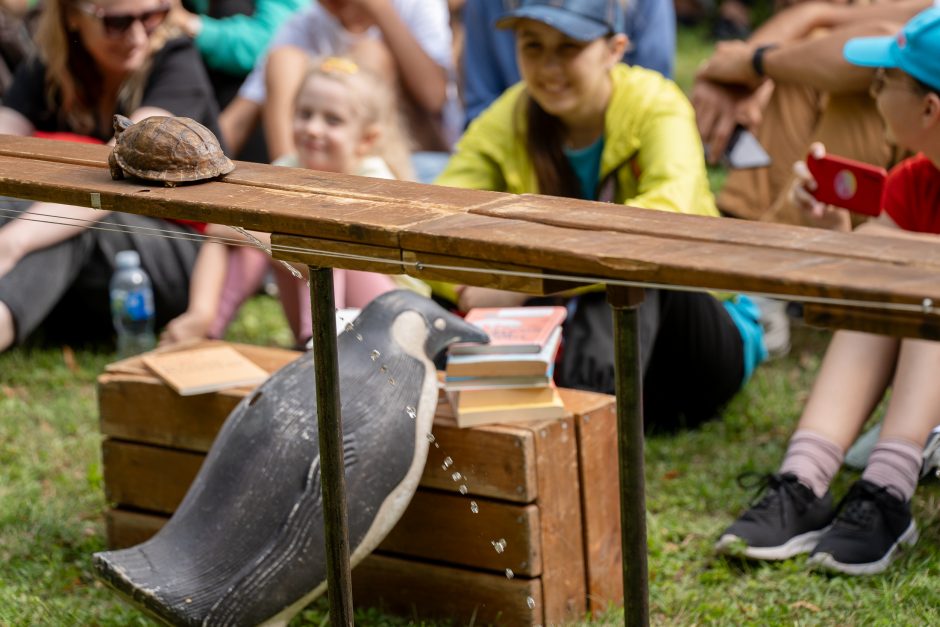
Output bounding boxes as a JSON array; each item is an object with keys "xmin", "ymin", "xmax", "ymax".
[{"xmin": 108, "ymin": 114, "xmax": 235, "ymax": 187}]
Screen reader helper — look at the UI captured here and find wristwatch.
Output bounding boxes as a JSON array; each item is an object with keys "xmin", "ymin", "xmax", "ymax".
[{"xmin": 751, "ymin": 44, "xmax": 778, "ymax": 79}]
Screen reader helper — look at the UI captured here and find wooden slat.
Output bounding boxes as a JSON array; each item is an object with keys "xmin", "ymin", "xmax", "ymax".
[
  {"xmin": 561, "ymin": 389, "xmax": 624, "ymax": 612},
  {"xmin": 107, "ymin": 490, "xmax": 543, "ymax": 578},
  {"xmin": 473, "ymin": 194, "xmax": 940, "ymax": 271},
  {"xmin": 423, "ymin": 422, "xmax": 539, "ymax": 503},
  {"xmin": 401, "ymin": 250, "xmax": 582, "ymax": 295},
  {"xmin": 0, "ymin": 136, "xmax": 109, "ymax": 167},
  {"xmin": 399, "ymin": 213, "xmax": 940, "ymax": 312},
  {"xmin": 108, "ymin": 493, "xmax": 544, "ymax": 578},
  {"xmin": 377, "ymin": 491, "xmax": 541, "ymax": 576},
  {"xmin": 3, "ymin": 137, "xmax": 940, "ymax": 317},
  {"xmin": 98, "ymin": 374, "xmax": 540, "ymax": 502},
  {"xmin": 106, "ymin": 508, "xmax": 164, "ymax": 549},
  {"xmin": 0, "ymin": 135, "xmax": 503, "ymax": 211},
  {"xmin": 0, "ymin": 155, "xmax": 450, "ymax": 247},
  {"xmin": 804, "ymin": 303, "xmax": 940, "ymax": 341},
  {"xmin": 104, "ymin": 510, "xmax": 544, "ymax": 626},
  {"xmin": 98, "ymin": 375, "xmax": 242, "ymax": 452},
  {"xmin": 102, "ymin": 440, "xmax": 204, "ymax": 514},
  {"xmin": 102, "ymin": 427, "xmax": 539, "ymax": 514},
  {"xmin": 7, "ymin": 136, "xmax": 936, "ymax": 277},
  {"xmin": 531, "ymin": 416, "xmax": 587, "ymax": 624},
  {"xmin": 353, "ymin": 554, "xmax": 542, "ymax": 627},
  {"xmin": 272, "ymin": 234, "xmax": 405, "ymax": 274}
]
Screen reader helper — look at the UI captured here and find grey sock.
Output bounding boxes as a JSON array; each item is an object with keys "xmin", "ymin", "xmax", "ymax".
[
  {"xmin": 861, "ymin": 438, "xmax": 922, "ymax": 502},
  {"xmin": 779, "ymin": 430, "xmax": 844, "ymax": 498}
]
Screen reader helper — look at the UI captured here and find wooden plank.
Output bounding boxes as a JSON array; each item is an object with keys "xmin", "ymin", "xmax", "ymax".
[
  {"xmin": 6, "ymin": 134, "xmax": 937, "ymax": 278},
  {"xmin": 804, "ymin": 303, "xmax": 940, "ymax": 340},
  {"xmin": 106, "ymin": 508, "xmax": 164, "ymax": 549},
  {"xmin": 99, "ymin": 341, "xmax": 302, "ymax": 451},
  {"xmin": 401, "ymin": 250, "xmax": 582, "ymax": 295},
  {"xmin": 473, "ymin": 194, "xmax": 940, "ymax": 271},
  {"xmin": 4, "ymin": 140, "xmax": 940, "ymax": 313},
  {"xmin": 98, "ymin": 374, "xmax": 541, "ymax": 504},
  {"xmin": 223, "ymin": 160, "xmax": 500, "ymax": 211},
  {"xmin": 424, "ymin": 422, "xmax": 539, "ymax": 503},
  {"xmin": 562, "ymin": 389, "xmax": 624, "ymax": 613},
  {"xmin": 102, "ymin": 440, "xmax": 204, "ymax": 514},
  {"xmin": 271, "ymin": 234, "xmax": 404, "ymax": 274},
  {"xmin": 103, "ymin": 431, "xmax": 538, "ymax": 515},
  {"xmin": 0, "ymin": 155, "xmax": 451, "ymax": 247},
  {"xmin": 400, "ymin": 213, "xmax": 940, "ymax": 307},
  {"xmin": 105, "ymin": 510, "xmax": 544, "ymax": 626},
  {"xmin": 353, "ymin": 554, "xmax": 543, "ymax": 627},
  {"xmin": 107, "ymin": 492, "xmax": 543, "ymax": 578},
  {"xmin": 0, "ymin": 135, "xmax": 502, "ymax": 211},
  {"xmin": 376, "ymin": 490, "xmax": 541, "ymax": 577},
  {"xmin": 0, "ymin": 135, "xmax": 109, "ymax": 167},
  {"xmin": 3, "ymin": 136, "xmax": 940, "ymax": 313},
  {"xmin": 98, "ymin": 375, "xmax": 241, "ymax": 452},
  {"xmin": 531, "ymin": 416, "xmax": 587, "ymax": 624},
  {"xmin": 105, "ymin": 477, "xmax": 542, "ymax": 575},
  {"xmin": 98, "ymin": 374, "xmax": 540, "ymax": 502}
]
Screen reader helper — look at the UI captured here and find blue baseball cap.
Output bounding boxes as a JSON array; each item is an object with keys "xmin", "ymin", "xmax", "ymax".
[
  {"xmin": 843, "ymin": 7, "xmax": 940, "ymax": 92},
  {"xmin": 496, "ymin": 0, "xmax": 624, "ymax": 42}
]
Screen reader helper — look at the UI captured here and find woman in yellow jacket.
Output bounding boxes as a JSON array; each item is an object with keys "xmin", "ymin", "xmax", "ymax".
[{"xmin": 435, "ymin": 0, "xmax": 765, "ymax": 431}]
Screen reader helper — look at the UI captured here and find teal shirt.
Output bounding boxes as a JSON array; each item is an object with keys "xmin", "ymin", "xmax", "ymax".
[
  {"xmin": 564, "ymin": 137, "xmax": 605, "ymax": 200},
  {"xmin": 193, "ymin": 0, "xmax": 309, "ymax": 76}
]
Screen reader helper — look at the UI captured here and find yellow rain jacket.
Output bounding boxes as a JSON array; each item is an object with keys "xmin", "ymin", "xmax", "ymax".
[{"xmin": 436, "ymin": 63, "xmax": 717, "ymax": 215}]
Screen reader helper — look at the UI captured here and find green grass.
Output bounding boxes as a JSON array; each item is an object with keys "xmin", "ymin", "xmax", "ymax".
[{"xmin": 4, "ymin": 313, "xmax": 940, "ymax": 625}]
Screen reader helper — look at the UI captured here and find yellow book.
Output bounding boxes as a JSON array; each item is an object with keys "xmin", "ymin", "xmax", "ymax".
[{"xmin": 450, "ymin": 386, "xmax": 566, "ymax": 428}]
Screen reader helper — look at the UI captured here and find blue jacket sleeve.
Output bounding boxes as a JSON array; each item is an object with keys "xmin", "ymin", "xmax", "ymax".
[
  {"xmin": 623, "ymin": 0, "xmax": 676, "ymax": 78},
  {"xmin": 461, "ymin": 0, "xmax": 520, "ymax": 125}
]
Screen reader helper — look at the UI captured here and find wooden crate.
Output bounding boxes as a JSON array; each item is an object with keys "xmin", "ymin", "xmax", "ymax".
[{"xmin": 98, "ymin": 341, "xmax": 622, "ymax": 626}]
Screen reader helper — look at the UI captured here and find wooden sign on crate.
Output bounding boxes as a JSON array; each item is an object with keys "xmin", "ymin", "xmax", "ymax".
[{"xmin": 98, "ymin": 341, "xmax": 622, "ymax": 626}]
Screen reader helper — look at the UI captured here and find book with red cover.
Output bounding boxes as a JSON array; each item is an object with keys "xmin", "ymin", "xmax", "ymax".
[{"xmin": 449, "ymin": 306, "xmax": 567, "ymax": 355}]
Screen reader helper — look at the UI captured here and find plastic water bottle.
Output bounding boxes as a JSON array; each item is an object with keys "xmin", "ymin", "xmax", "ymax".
[{"xmin": 110, "ymin": 250, "xmax": 156, "ymax": 357}]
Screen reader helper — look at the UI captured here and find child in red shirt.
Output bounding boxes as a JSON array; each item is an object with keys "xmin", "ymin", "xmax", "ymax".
[{"xmin": 717, "ymin": 7, "xmax": 940, "ymax": 575}]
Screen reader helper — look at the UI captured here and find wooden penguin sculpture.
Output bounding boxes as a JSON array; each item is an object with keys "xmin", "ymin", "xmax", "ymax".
[{"xmin": 93, "ymin": 290, "xmax": 489, "ymax": 625}]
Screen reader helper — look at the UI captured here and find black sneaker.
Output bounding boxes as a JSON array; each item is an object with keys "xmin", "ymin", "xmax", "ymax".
[
  {"xmin": 809, "ymin": 479, "xmax": 918, "ymax": 575},
  {"xmin": 715, "ymin": 473, "xmax": 835, "ymax": 560}
]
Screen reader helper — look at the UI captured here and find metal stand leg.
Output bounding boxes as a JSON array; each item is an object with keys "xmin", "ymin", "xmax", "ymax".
[
  {"xmin": 608, "ymin": 287, "xmax": 649, "ymax": 627},
  {"xmin": 308, "ymin": 266, "xmax": 354, "ymax": 626}
]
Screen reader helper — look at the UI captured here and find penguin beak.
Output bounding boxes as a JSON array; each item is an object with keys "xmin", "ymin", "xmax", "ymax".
[{"xmin": 424, "ymin": 312, "xmax": 490, "ymax": 359}]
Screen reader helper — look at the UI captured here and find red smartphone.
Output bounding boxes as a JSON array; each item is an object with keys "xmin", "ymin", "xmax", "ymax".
[{"xmin": 806, "ymin": 153, "xmax": 887, "ymax": 216}]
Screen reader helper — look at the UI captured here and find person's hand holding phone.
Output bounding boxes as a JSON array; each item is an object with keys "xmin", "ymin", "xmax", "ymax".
[
  {"xmin": 692, "ymin": 80, "xmax": 772, "ymax": 166},
  {"xmin": 789, "ymin": 143, "xmax": 852, "ymax": 231}
]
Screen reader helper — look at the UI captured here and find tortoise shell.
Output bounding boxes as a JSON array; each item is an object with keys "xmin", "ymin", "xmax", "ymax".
[{"xmin": 108, "ymin": 115, "xmax": 235, "ymax": 185}]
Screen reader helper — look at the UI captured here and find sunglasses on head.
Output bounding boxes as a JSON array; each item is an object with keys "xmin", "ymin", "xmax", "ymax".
[{"xmin": 75, "ymin": 1, "xmax": 170, "ymax": 38}]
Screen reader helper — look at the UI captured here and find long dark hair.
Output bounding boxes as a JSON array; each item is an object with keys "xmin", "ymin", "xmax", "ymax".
[{"xmin": 524, "ymin": 93, "xmax": 583, "ymax": 198}]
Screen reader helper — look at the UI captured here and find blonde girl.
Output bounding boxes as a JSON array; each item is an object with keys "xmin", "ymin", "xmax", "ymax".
[{"xmin": 182, "ymin": 56, "xmax": 417, "ymax": 348}]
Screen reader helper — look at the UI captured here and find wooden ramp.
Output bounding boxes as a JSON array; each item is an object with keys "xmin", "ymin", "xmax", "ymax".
[{"xmin": 0, "ymin": 135, "xmax": 938, "ymax": 337}]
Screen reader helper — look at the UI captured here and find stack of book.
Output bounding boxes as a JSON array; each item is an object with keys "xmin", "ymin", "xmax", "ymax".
[{"xmin": 444, "ymin": 306, "xmax": 567, "ymax": 428}]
